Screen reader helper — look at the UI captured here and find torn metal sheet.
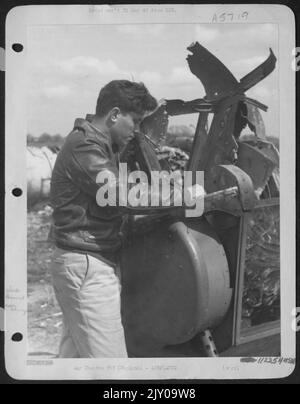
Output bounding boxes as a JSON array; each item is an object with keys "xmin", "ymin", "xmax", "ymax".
[
  {"xmin": 245, "ymin": 104, "xmax": 266, "ymax": 139},
  {"xmin": 239, "ymin": 48, "xmax": 277, "ymax": 92},
  {"xmin": 186, "ymin": 42, "xmax": 240, "ymax": 101}
]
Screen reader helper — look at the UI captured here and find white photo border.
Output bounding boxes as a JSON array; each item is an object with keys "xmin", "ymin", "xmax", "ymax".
[{"xmin": 5, "ymin": 4, "xmax": 296, "ymax": 380}]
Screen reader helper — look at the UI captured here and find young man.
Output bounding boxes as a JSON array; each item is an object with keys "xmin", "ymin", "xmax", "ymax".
[{"xmin": 50, "ymin": 80, "xmax": 202, "ymax": 358}]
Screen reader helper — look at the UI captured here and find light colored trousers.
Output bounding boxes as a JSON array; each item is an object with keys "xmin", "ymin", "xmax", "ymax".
[{"xmin": 51, "ymin": 247, "xmax": 128, "ymax": 358}]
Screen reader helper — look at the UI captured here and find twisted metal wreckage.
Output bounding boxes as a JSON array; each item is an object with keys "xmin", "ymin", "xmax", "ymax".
[
  {"xmin": 27, "ymin": 42, "xmax": 280, "ymax": 357},
  {"xmin": 119, "ymin": 42, "xmax": 280, "ymax": 357}
]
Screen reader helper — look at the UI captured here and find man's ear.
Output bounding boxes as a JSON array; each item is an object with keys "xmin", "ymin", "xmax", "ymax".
[{"xmin": 110, "ymin": 107, "xmax": 121, "ymax": 123}]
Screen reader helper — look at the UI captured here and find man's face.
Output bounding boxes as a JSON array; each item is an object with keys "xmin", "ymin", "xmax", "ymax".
[{"xmin": 110, "ymin": 110, "xmax": 144, "ymax": 150}]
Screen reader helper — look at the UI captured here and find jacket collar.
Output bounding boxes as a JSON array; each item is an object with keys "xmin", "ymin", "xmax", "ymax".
[{"xmin": 73, "ymin": 115, "xmax": 113, "ymax": 150}]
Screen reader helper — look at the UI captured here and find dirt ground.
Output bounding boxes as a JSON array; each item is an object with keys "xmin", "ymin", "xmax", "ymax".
[{"xmin": 27, "ymin": 201, "xmax": 61, "ymax": 357}]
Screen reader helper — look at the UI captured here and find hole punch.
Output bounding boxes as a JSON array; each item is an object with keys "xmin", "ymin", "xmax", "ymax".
[
  {"xmin": 11, "ymin": 332, "xmax": 23, "ymax": 342},
  {"xmin": 12, "ymin": 43, "xmax": 23, "ymax": 52},
  {"xmin": 12, "ymin": 188, "xmax": 23, "ymax": 197}
]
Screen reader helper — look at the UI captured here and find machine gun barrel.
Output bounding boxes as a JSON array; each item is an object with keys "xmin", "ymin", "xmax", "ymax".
[
  {"xmin": 203, "ymin": 186, "xmax": 239, "ymax": 213},
  {"xmin": 128, "ymin": 186, "xmax": 240, "ymax": 236}
]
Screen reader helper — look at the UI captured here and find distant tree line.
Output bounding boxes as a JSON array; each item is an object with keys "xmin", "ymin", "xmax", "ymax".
[{"xmin": 27, "ymin": 130, "xmax": 279, "ymax": 152}]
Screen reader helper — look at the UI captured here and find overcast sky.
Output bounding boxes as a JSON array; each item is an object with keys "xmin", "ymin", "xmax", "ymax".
[{"xmin": 27, "ymin": 23, "xmax": 279, "ymax": 137}]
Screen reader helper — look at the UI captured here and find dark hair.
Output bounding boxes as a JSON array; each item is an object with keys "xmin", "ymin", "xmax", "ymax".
[{"xmin": 96, "ymin": 80, "xmax": 157, "ymax": 117}]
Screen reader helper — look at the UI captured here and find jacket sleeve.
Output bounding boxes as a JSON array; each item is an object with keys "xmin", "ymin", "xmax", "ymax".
[
  {"xmin": 67, "ymin": 134, "xmax": 190, "ymax": 215},
  {"xmin": 67, "ymin": 135, "xmax": 118, "ymax": 198}
]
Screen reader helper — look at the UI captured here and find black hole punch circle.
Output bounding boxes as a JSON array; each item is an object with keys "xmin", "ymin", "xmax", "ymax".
[
  {"xmin": 12, "ymin": 188, "xmax": 23, "ymax": 197},
  {"xmin": 11, "ymin": 332, "xmax": 23, "ymax": 342},
  {"xmin": 12, "ymin": 43, "xmax": 24, "ymax": 52}
]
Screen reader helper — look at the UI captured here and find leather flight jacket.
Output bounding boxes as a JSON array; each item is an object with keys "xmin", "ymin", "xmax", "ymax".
[{"xmin": 50, "ymin": 116, "xmax": 183, "ymax": 258}]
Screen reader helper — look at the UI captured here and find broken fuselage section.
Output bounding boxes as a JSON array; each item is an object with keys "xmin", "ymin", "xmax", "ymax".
[{"xmin": 121, "ymin": 42, "xmax": 280, "ymax": 357}]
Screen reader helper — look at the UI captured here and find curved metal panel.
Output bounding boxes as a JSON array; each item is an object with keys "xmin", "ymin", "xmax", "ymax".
[{"xmin": 121, "ymin": 218, "xmax": 232, "ymax": 357}]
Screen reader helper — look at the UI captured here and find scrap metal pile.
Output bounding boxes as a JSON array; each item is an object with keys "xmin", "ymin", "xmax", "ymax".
[
  {"xmin": 131, "ymin": 41, "xmax": 280, "ymax": 331},
  {"xmin": 155, "ymin": 133, "xmax": 280, "ymax": 329},
  {"xmin": 149, "ymin": 125, "xmax": 280, "ymax": 328}
]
